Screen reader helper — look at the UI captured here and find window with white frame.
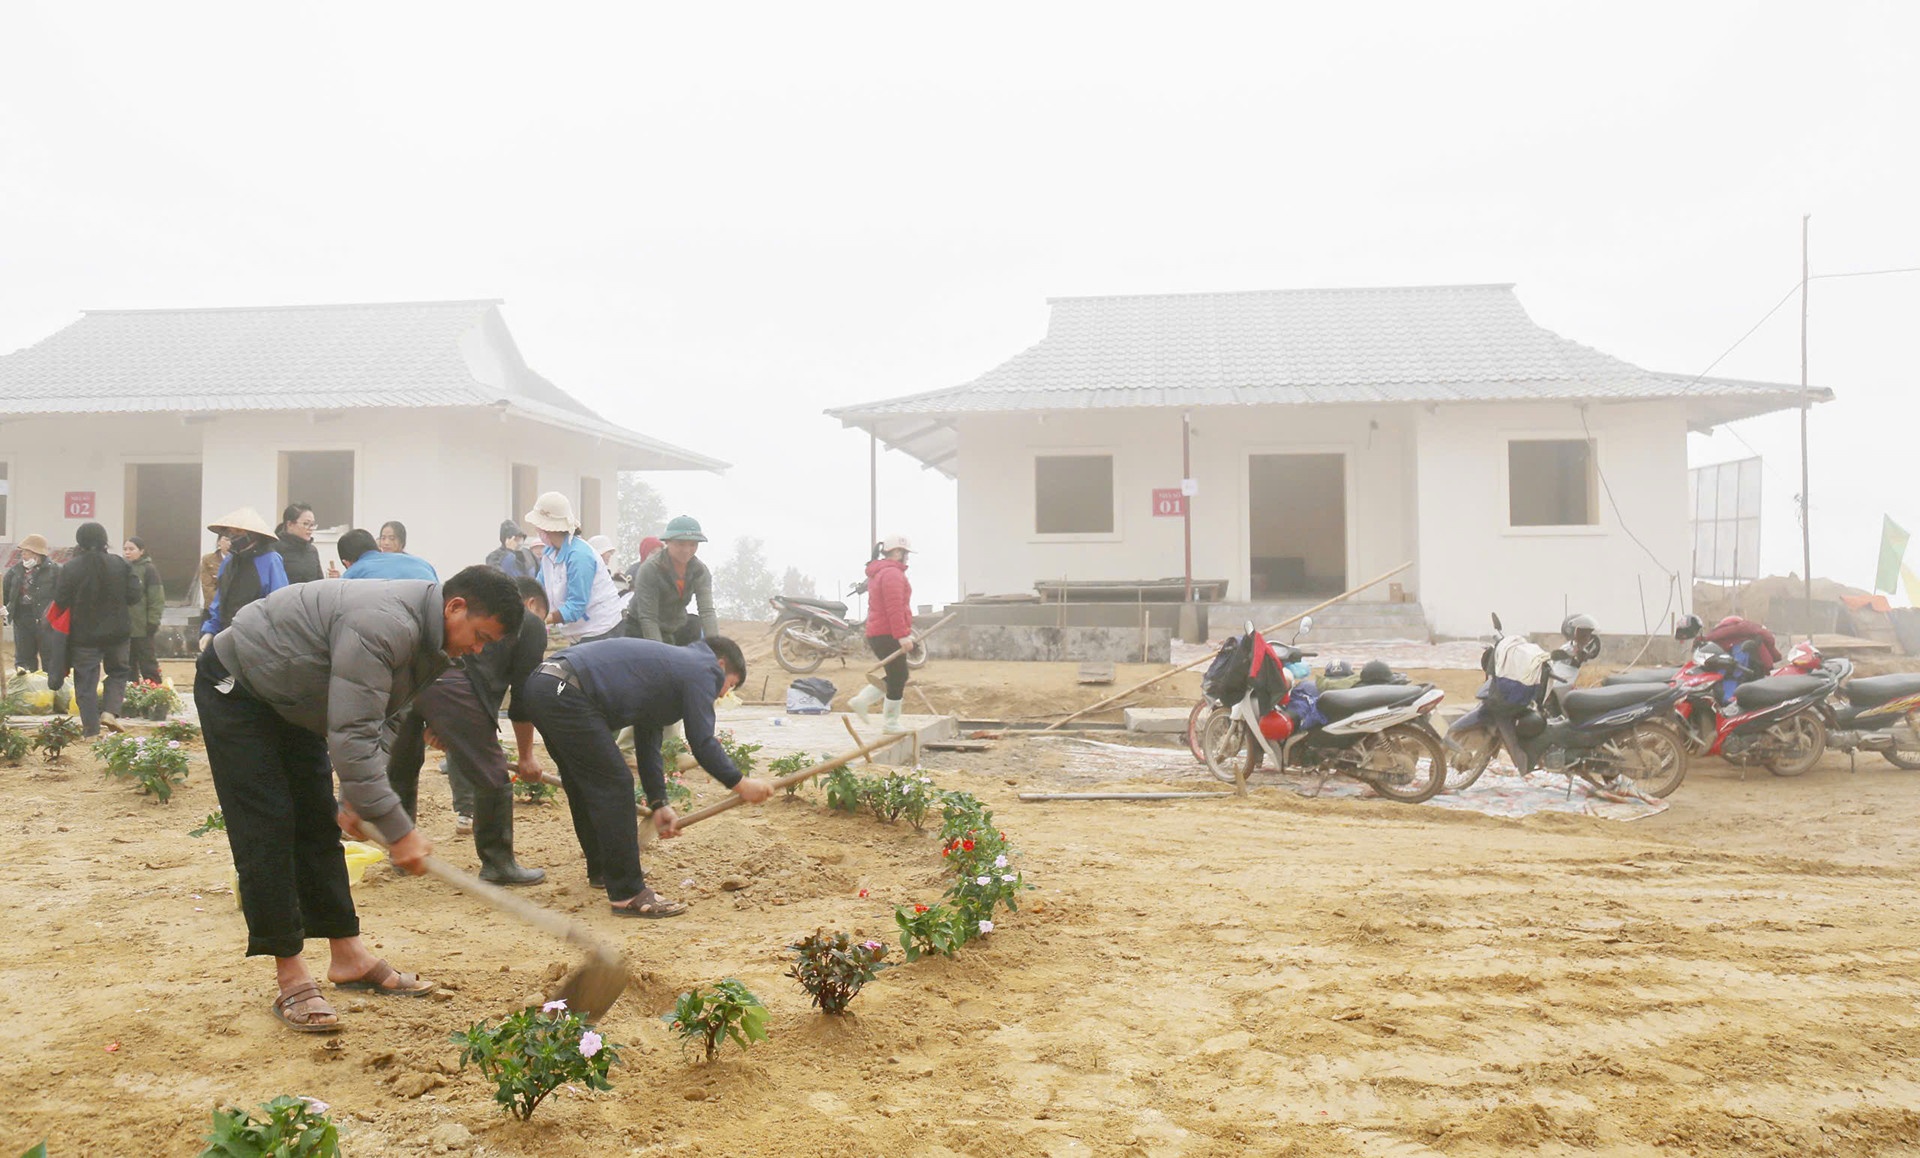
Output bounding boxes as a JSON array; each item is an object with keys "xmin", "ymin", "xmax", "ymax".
[
  {"xmin": 1508, "ymin": 438, "xmax": 1598, "ymax": 527},
  {"xmin": 1035, "ymin": 454, "xmax": 1114, "ymax": 535}
]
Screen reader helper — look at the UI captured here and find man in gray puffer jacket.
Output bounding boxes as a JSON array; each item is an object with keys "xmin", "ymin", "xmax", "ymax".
[{"xmin": 196, "ymin": 566, "xmax": 524, "ymax": 1034}]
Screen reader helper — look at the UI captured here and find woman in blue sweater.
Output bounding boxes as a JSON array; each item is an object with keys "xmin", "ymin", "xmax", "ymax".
[{"xmin": 199, "ymin": 507, "xmax": 290, "ymax": 650}]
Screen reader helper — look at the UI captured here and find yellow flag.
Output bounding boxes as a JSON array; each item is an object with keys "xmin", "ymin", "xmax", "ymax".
[{"xmin": 1904, "ymin": 564, "xmax": 1920, "ymax": 608}]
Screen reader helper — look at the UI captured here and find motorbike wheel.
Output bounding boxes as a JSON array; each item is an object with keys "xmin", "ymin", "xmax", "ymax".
[
  {"xmin": 1595, "ymin": 722, "xmax": 1688, "ymax": 798},
  {"xmin": 1360, "ymin": 724, "xmax": 1447, "ymax": 804},
  {"xmin": 1765, "ymin": 714, "xmax": 1826, "ymax": 777},
  {"xmin": 1200, "ymin": 712, "xmax": 1259, "ymax": 785},
  {"xmin": 1882, "ymin": 712, "xmax": 1920, "ymax": 770},
  {"xmin": 904, "ymin": 639, "xmax": 930, "ymax": 669},
  {"xmin": 1186, "ymin": 698, "xmax": 1213, "ymax": 764},
  {"xmin": 773, "ymin": 623, "xmax": 828, "ymax": 674},
  {"xmin": 1446, "ymin": 728, "xmax": 1498, "ymax": 792}
]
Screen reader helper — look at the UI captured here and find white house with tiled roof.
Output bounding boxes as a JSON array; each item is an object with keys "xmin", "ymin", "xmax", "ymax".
[
  {"xmin": 830, "ymin": 285, "xmax": 1826, "ymax": 638},
  {"xmin": 0, "ymin": 300, "xmax": 722, "ymax": 599}
]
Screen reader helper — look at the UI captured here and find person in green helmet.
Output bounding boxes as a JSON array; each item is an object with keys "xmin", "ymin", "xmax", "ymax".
[{"xmin": 622, "ymin": 515, "xmax": 719, "ymax": 645}]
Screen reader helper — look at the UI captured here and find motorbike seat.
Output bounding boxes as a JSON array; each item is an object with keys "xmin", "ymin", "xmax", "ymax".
[
  {"xmin": 782, "ymin": 597, "xmax": 849, "ymax": 616},
  {"xmin": 1560, "ymin": 683, "xmax": 1670, "ymax": 724},
  {"xmin": 1733, "ymin": 674, "xmax": 1829, "ymax": 710},
  {"xmin": 1842, "ymin": 673, "xmax": 1920, "ymax": 711},
  {"xmin": 1318, "ymin": 684, "xmax": 1424, "ymax": 721},
  {"xmin": 1601, "ymin": 667, "xmax": 1679, "ymax": 686}
]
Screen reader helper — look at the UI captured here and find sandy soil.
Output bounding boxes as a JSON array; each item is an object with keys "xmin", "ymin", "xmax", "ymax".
[{"xmin": 9, "ymin": 653, "xmax": 1920, "ymax": 1156}]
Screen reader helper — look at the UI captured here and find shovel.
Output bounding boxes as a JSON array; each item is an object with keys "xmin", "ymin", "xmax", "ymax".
[{"xmin": 637, "ymin": 731, "xmax": 906, "ymax": 849}]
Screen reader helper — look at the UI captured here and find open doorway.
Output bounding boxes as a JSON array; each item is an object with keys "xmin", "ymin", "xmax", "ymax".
[
  {"xmin": 124, "ymin": 462, "xmax": 203, "ymax": 600},
  {"xmin": 1249, "ymin": 453, "xmax": 1346, "ymax": 598}
]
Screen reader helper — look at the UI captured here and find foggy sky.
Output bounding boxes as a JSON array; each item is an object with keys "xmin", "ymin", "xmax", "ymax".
[{"xmin": 4, "ymin": 1, "xmax": 1915, "ymax": 612}]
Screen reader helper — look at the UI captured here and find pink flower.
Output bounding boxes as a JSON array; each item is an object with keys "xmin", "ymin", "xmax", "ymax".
[
  {"xmin": 542, "ymin": 999, "xmax": 568, "ymax": 1013},
  {"xmin": 579, "ymin": 1029, "xmax": 603, "ymax": 1058},
  {"xmin": 862, "ymin": 940, "xmax": 883, "ymax": 952}
]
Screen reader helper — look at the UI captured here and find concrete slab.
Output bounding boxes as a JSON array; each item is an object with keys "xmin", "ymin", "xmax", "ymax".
[
  {"xmin": 710, "ymin": 707, "xmax": 956, "ymax": 767},
  {"xmin": 1124, "ymin": 707, "xmax": 1192, "ymax": 734}
]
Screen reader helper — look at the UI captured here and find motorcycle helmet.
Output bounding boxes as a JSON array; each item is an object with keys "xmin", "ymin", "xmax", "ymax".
[
  {"xmin": 1561, "ymin": 612, "xmax": 1602, "ymax": 664},
  {"xmin": 1359, "ymin": 659, "xmax": 1395, "ymax": 685},
  {"xmin": 1323, "ymin": 659, "xmax": 1354, "ymax": 681},
  {"xmin": 1674, "ymin": 613, "xmax": 1703, "ymax": 641}
]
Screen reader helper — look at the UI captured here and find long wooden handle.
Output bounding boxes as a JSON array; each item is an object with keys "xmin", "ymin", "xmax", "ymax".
[
  {"xmin": 368, "ymin": 845, "xmax": 618, "ymax": 961},
  {"xmin": 865, "ymin": 612, "xmax": 959, "ymax": 676},
  {"xmin": 643, "ymin": 731, "xmax": 906, "ymax": 843}
]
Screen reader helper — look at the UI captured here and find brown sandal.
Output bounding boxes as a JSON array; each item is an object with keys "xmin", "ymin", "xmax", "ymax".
[
  {"xmin": 332, "ymin": 958, "xmax": 435, "ymax": 996},
  {"xmin": 272, "ymin": 982, "xmax": 342, "ymax": 1034},
  {"xmin": 610, "ymin": 889, "xmax": 687, "ymax": 919}
]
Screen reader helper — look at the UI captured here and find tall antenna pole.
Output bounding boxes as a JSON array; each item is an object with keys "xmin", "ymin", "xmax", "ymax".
[
  {"xmin": 1799, "ymin": 214, "xmax": 1813, "ymax": 642},
  {"xmin": 869, "ymin": 431, "xmax": 879, "ymax": 553}
]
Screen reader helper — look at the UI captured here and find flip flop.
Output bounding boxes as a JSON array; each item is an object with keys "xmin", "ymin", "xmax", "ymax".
[
  {"xmin": 271, "ymin": 982, "xmax": 342, "ymax": 1034},
  {"xmin": 610, "ymin": 889, "xmax": 687, "ymax": 919},
  {"xmin": 332, "ymin": 958, "xmax": 435, "ymax": 996}
]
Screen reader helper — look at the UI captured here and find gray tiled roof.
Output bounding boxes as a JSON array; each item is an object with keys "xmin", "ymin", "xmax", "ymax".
[
  {"xmin": 0, "ymin": 300, "xmax": 726, "ymax": 471},
  {"xmin": 828, "ymin": 285, "xmax": 1826, "ymax": 474}
]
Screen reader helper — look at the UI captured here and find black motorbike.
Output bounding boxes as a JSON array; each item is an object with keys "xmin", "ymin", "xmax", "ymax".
[{"xmin": 768, "ymin": 583, "xmax": 929, "ymax": 674}]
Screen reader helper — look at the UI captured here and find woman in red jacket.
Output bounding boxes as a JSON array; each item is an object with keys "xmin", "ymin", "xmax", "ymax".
[{"xmin": 849, "ymin": 535, "xmax": 915, "ymax": 731}]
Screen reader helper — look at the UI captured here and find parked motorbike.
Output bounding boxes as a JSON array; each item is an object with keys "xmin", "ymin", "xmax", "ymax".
[
  {"xmin": 1446, "ymin": 614, "xmax": 1689, "ymax": 798},
  {"xmin": 1199, "ymin": 619, "xmax": 1449, "ymax": 803},
  {"xmin": 1661, "ymin": 620, "xmax": 1836, "ymax": 776},
  {"xmin": 768, "ymin": 585, "xmax": 929, "ymax": 674},
  {"xmin": 1771, "ymin": 641, "xmax": 1920, "ymax": 770}
]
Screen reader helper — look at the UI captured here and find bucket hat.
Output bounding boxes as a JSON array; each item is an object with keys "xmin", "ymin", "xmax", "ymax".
[
  {"xmin": 524, "ymin": 492, "xmax": 579, "ymax": 533},
  {"xmin": 587, "ymin": 534, "xmax": 615, "ymax": 555},
  {"xmin": 206, "ymin": 506, "xmax": 277, "ymax": 538},
  {"xmin": 17, "ymin": 533, "xmax": 50, "ymax": 556},
  {"xmin": 661, "ymin": 515, "xmax": 707, "ymax": 543}
]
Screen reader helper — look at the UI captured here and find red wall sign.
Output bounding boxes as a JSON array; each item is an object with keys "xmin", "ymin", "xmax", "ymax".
[
  {"xmin": 1151, "ymin": 488, "xmax": 1187, "ymax": 517},
  {"xmin": 64, "ymin": 491, "xmax": 96, "ymax": 519}
]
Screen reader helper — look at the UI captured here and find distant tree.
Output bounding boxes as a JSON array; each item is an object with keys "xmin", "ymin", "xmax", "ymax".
[
  {"xmin": 714, "ymin": 536, "xmax": 778, "ymax": 621},
  {"xmin": 780, "ymin": 566, "xmax": 818, "ymax": 600},
  {"xmin": 617, "ymin": 474, "xmax": 668, "ymax": 549}
]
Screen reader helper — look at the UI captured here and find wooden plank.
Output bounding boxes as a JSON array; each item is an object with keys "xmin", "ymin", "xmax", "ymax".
[
  {"xmin": 1017, "ymin": 791, "xmax": 1236, "ymax": 802},
  {"xmin": 1076, "ymin": 661, "xmax": 1116, "ymax": 685}
]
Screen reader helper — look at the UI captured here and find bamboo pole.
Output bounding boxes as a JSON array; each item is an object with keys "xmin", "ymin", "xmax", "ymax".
[
  {"xmin": 1017, "ymin": 791, "xmax": 1236, "ymax": 802},
  {"xmin": 861, "ymin": 612, "xmax": 959, "ymax": 687},
  {"xmin": 1039, "ymin": 561, "xmax": 1413, "ymax": 731},
  {"xmin": 639, "ymin": 731, "xmax": 907, "ymax": 847}
]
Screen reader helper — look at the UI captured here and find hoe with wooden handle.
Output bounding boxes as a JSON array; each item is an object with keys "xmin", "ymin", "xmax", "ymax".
[{"xmin": 637, "ymin": 731, "xmax": 906, "ymax": 849}]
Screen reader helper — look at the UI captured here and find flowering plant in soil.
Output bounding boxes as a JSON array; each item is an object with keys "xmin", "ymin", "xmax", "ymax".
[
  {"xmin": 894, "ymin": 902, "xmax": 968, "ymax": 961},
  {"xmin": 198, "ymin": 1094, "xmax": 340, "ymax": 1157},
  {"xmin": 514, "ymin": 779, "xmax": 558, "ymax": 805},
  {"xmin": 0, "ymin": 723, "xmax": 31, "ymax": 765},
  {"xmin": 767, "ymin": 751, "xmax": 817, "ymax": 796},
  {"xmin": 661, "ymin": 733, "xmax": 690, "ymax": 765},
  {"xmin": 189, "ymin": 809, "xmax": 226, "ymax": 838},
  {"xmin": 31, "ymin": 716, "xmax": 83, "ymax": 763},
  {"xmin": 938, "ymin": 790, "xmax": 999, "ymax": 844},
  {"xmin": 121, "ymin": 679, "xmax": 181, "ymax": 718},
  {"xmin": 788, "ymin": 930, "xmax": 889, "ymax": 1014},
  {"xmin": 95, "ymin": 734, "xmax": 191, "ymax": 802},
  {"xmin": 663, "ymin": 979, "xmax": 770, "ymax": 1061},
  {"xmin": 153, "ymin": 720, "xmax": 201, "ymax": 745},
  {"xmin": 863, "ymin": 771, "xmax": 938, "ymax": 829},
  {"xmin": 823, "ymin": 766, "xmax": 864, "ymax": 813},
  {"xmin": 451, "ymin": 1001, "xmax": 619, "ymax": 1121}
]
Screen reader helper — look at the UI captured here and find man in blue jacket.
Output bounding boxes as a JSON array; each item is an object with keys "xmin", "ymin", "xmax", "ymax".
[
  {"xmin": 339, "ymin": 528, "xmax": 439, "ymax": 581},
  {"xmin": 523, "ymin": 635, "xmax": 773, "ymax": 917}
]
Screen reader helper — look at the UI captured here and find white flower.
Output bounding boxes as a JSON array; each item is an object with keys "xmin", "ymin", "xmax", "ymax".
[
  {"xmin": 1002, "ymin": 874, "xmax": 1017, "ymax": 883},
  {"xmin": 167, "ymin": 740, "xmax": 182, "ymax": 749},
  {"xmin": 978, "ymin": 920, "xmax": 994, "ymax": 934},
  {"xmin": 578, "ymin": 1029, "xmax": 603, "ymax": 1058},
  {"xmin": 541, "ymin": 999, "xmax": 568, "ymax": 1013},
  {"xmin": 993, "ymin": 854, "xmax": 1008, "ymax": 868},
  {"xmin": 975, "ymin": 875, "xmax": 990, "ymax": 886},
  {"xmin": 298, "ymin": 1096, "xmax": 330, "ymax": 1115}
]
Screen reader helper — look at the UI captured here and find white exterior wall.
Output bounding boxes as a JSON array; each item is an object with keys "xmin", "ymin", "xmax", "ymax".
[
  {"xmin": 1411, "ymin": 401, "xmax": 1692, "ymax": 639},
  {"xmin": 0, "ymin": 408, "xmax": 627, "ymax": 579},
  {"xmin": 952, "ymin": 406, "xmax": 1418, "ymax": 603}
]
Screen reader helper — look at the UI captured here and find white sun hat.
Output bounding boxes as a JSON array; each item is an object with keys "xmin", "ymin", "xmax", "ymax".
[
  {"xmin": 524, "ymin": 491, "xmax": 579, "ymax": 533},
  {"xmin": 206, "ymin": 506, "xmax": 277, "ymax": 538}
]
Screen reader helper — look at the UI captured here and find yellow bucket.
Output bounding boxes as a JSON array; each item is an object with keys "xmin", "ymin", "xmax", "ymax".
[{"xmin": 230, "ymin": 840, "xmax": 388, "ymax": 906}]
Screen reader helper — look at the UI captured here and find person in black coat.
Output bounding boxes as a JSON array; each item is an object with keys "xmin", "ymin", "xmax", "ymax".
[
  {"xmin": 53, "ymin": 521, "xmax": 142, "ymax": 735},
  {"xmin": 276, "ymin": 503, "xmax": 326, "ymax": 584}
]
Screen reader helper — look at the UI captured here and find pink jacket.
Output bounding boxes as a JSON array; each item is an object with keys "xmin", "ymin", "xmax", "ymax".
[{"xmin": 864, "ymin": 557, "xmax": 913, "ymax": 639}]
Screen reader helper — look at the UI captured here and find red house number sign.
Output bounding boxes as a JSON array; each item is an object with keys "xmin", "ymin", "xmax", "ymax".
[
  {"xmin": 65, "ymin": 491, "xmax": 96, "ymax": 519},
  {"xmin": 1151, "ymin": 488, "xmax": 1186, "ymax": 517}
]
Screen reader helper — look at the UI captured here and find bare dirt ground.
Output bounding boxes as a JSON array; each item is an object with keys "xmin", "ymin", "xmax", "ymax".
[{"xmin": 8, "ymin": 652, "xmax": 1920, "ymax": 1156}]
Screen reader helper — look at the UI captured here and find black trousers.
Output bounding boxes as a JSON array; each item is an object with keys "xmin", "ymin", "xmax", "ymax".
[
  {"xmin": 129, "ymin": 632, "xmax": 162, "ymax": 684},
  {"xmin": 388, "ymin": 669, "xmax": 506, "ymax": 820},
  {"xmin": 522, "ymin": 672, "xmax": 645, "ymax": 900},
  {"xmin": 71, "ymin": 640, "xmax": 131, "ymax": 736},
  {"xmin": 195, "ymin": 649, "xmax": 359, "ymax": 958},
  {"xmin": 10, "ymin": 618, "xmax": 42, "ymax": 673},
  {"xmin": 868, "ymin": 634, "xmax": 908, "ymax": 699}
]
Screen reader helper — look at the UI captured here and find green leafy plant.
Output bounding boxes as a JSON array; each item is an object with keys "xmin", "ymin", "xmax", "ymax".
[
  {"xmin": 514, "ymin": 779, "xmax": 558, "ymax": 805},
  {"xmin": 788, "ymin": 930, "xmax": 889, "ymax": 1014},
  {"xmin": 18, "ymin": 1142, "xmax": 48, "ymax": 1158},
  {"xmin": 190, "ymin": 810, "xmax": 226, "ymax": 838},
  {"xmin": 0, "ymin": 723, "xmax": 29, "ymax": 765},
  {"xmin": 823, "ymin": 766, "xmax": 864, "ymax": 814},
  {"xmin": 452, "ymin": 1000, "xmax": 619, "ymax": 1121},
  {"xmin": 660, "ymin": 733, "xmax": 689, "ymax": 765},
  {"xmin": 122, "ymin": 679, "xmax": 181, "ymax": 718},
  {"xmin": 939, "ymin": 790, "xmax": 998, "ymax": 844},
  {"xmin": 637, "ymin": 775, "xmax": 693, "ymax": 809},
  {"xmin": 716, "ymin": 729, "xmax": 762, "ymax": 776},
  {"xmin": 154, "ymin": 720, "xmax": 202, "ymax": 745},
  {"xmin": 894, "ymin": 902, "xmax": 967, "ymax": 961},
  {"xmin": 662, "ymin": 979, "xmax": 770, "ymax": 1062},
  {"xmin": 32, "ymin": 716, "xmax": 84, "ymax": 763},
  {"xmin": 865, "ymin": 771, "xmax": 938, "ymax": 829},
  {"xmin": 95, "ymin": 734, "xmax": 191, "ymax": 803},
  {"xmin": 198, "ymin": 1095, "xmax": 340, "ymax": 1157},
  {"xmin": 768, "ymin": 751, "xmax": 817, "ymax": 796}
]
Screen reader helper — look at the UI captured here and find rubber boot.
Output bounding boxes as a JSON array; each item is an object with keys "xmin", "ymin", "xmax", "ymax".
[
  {"xmin": 849, "ymin": 683, "xmax": 883, "ymax": 723},
  {"xmin": 473, "ymin": 785, "xmax": 545, "ymax": 886},
  {"xmin": 882, "ymin": 697, "xmax": 903, "ymax": 734}
]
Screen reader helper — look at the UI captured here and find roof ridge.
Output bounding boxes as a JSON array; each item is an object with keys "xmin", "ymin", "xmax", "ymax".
[
  {"xmin": 1045, "ymin": 284, "xmax": 1517, "ymax": 305},
  {"xmin": 81, "ymin": 299, "xmax": 504, "ymax": 316}
]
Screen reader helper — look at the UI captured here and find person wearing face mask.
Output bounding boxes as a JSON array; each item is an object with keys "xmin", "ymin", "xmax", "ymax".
[
  {"xmin": 122, "ymin": 537, "xmax": 167, "ymax": 684},
  {"xmin": 622, "ymin": 515, "xmax": 718, "ymax": 645},
  {"xmin": 196, "ymin": 564, "xmax": 523, "ymax": 1034},
  {"xmin": 522, "ymin": 634, "xmax": 774, "ymax": 918},
  {"xmin": 199, "ymin": 509, "xmax": 290, "ymax": 652},
  {"xmin": 3, "ymin": 534, "xmax": 59, "ymax": 675}
]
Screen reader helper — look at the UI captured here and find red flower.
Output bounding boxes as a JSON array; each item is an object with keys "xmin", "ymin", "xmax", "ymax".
[
  {"xmin": 858, "ymin": 888, "xmax": 869, "ymax": 898},
  {"xmin": 962, "ymin": 840, "xmax": 974, "ymax": 851},
  {"xmin": 913, "ymin": 904, "xmax": 929, "ymax": 914}
]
